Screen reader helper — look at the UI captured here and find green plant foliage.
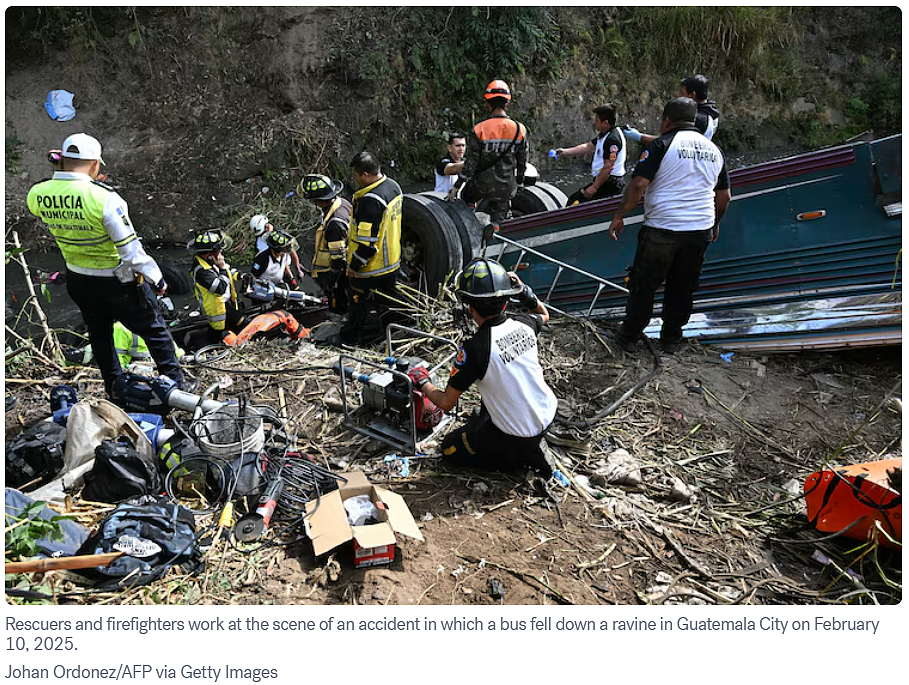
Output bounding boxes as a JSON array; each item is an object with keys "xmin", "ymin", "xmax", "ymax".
[
  {"xmin": 5, "ymin": 501, "xmax": 66, "ymax": 561},
  {"xmin": 864, "ymin": 70, "xmax": 901, "ymax": 136},
  {"xmin": 6, "ymin": 137, "xmax": 23, "ymax": 173},
  {"xmin": 5, "ymin": 246, "xmax": 27, "ymax": 265},
  {"xmin": 5, "ymin": 502, "xmax": 69, "ymax": 605}
]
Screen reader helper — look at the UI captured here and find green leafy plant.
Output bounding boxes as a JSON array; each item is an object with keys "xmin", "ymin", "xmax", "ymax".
[
  {"xmin": 4, "ymin": 502, "xmax": 68, "ymax": 605},
  {"xmin": 5, "ymin": 501, "xmax": 67, "ymax": 561},
  {"xmin": 5, "ymin": 246, "xmax": 27, "ymax": 265},
  {"xmin": 6, "ymin": 137, "xmax": 23, "ymax": 173}
]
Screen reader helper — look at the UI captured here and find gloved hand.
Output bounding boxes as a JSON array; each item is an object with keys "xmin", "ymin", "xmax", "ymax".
[
  {"xmin": 518, "ymin": 284, "xmax": 539, "ymax": 310},
  {"xmin": 622, "ymin": 125, "xmax": 642, "ymax": 142},
  {"xmin": 408, "ymin": 366, "xmax": 431, "ymax": 389},
  {"xmin": 445, "ymin": 186, "xmax": 459, "ymax": 202},
  {"xmin": 288, "ymin": 278, "xmax": 298, "ymax": 291}
]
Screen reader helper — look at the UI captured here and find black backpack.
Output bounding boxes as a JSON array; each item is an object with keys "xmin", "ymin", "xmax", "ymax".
[
  {"xmin": 5, "ymin": 421, "xmax": 66, "ymax": 490},
  {"xmin": 82, "ymin": 436, "xmax": 161, "ymax": 503},
  {"xmin": 74, "ymin": 498, "xmax": 201, "ymax": 587}
]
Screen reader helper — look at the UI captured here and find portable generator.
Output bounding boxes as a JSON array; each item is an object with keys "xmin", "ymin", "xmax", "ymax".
[{"xmin": 335, "ymin": 325, "xmax": 460, "ymax": 453}]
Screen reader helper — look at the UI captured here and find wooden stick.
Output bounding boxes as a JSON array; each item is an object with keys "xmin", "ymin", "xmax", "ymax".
[
  {"xmin": 4, "ymin": 324, "xmax": 60, "ymax": 370},
  {"xmin": 6, "ymin": 552, "xmax": 123, "ymax": 574},
  {"xmin": 10, "ymin": 231, "xmax": 62, "ymax": 363}
]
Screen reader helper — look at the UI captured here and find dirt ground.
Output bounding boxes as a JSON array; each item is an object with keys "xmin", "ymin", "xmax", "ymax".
[{"xmin": 5, "ymin": 314, "xmax": 902, "ymax": 606}]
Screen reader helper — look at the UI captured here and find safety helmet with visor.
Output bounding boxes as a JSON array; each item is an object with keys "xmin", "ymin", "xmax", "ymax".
[
  {"xmin": 189, "ymin": 229, "xmax": 230, "ymax": 255},
  {"xmin": 299, "ymin": 174, "xmax": 343, "ymax": 201}
]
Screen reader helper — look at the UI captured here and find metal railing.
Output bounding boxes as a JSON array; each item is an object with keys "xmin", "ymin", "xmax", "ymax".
[{"xmin": 491, "ymin": 233, "xmax": 628, "ymax": 317}]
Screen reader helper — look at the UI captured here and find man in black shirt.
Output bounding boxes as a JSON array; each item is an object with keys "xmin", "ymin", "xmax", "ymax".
[
  {"xmin": 624, "ymin": 74, "xmax": 721, "ymax": 146},
  {"xmin": 680, "ymin": 74, "xmax": 720, "ymax": 140},
  {"xmin": 609, "ymin": 98, "xmax": 731, "ymax": 354}
]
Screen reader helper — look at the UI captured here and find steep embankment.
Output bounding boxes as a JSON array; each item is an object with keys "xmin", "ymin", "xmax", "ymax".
[{"xmin": 5, "ymin": 7, "xmax": 901, "ymax": 247}]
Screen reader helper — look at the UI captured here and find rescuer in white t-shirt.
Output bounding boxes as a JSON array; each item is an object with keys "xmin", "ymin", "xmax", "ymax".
[{"xmin": 407, "ymin": 258, "xmax": 558, "ymax": 476}]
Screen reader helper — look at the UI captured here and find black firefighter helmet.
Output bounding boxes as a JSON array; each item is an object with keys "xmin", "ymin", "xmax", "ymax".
[{"xmin": 455, "ymin": 258, "xmax": 521, "ymax": 316}]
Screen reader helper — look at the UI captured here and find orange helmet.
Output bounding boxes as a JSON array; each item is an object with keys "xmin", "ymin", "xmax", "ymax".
[{"xmin": 484, "ymin": 79, "xmax": 512, "ymax": 102}]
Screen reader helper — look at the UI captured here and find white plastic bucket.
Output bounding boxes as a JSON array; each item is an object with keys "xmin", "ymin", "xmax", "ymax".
[{"xmin": 194, "ymin": 404, "xmax": 266, "ymax": 459}]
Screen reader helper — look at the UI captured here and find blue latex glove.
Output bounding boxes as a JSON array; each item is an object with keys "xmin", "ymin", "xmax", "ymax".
[{"xmin": 622, "ymin": 125, "xmax": 642, "ymax": 142}]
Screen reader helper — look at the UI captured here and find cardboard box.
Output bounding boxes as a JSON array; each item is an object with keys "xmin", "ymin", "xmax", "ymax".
[{"xmin": 304, "ymin": 471, "xmax": 424, "ymax": 568}]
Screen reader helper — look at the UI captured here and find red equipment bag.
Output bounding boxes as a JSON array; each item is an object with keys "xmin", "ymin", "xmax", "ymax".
[{"xmin": 803, "ymin": 457, "xmax": 902, "ymax": 546}]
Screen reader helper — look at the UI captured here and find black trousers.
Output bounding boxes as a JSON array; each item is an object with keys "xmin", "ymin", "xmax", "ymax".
[
  {"xmin": 461, "ymin": 182, "xmax": 512, "ymax": 224},
  {"xmin": 315, "ymin": 270, "xmax": 348, "ymax": 314},
  {"xmin": 566, "ymin": 175, "xmax": 625, "ymax": 206},
  {"xmin": 618, "ymin": 226, "xmax": 712, "ymax": 342},
  {"xmin": 340, "ymin": 271, "xmax": 398, "ymax": 345},
  {"xmin": 441, "ymin": 404, "xmax": 551, "ymax": 477},
  {"xmin": 66, "ymin": 270, "xmax": 184, "ymax": 393}
]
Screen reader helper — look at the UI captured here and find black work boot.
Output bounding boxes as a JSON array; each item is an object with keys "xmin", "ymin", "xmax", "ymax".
[
  {"xmin": 660, "ymin": 328, "xmax": 684, "ymax": 355},
  {"xmin": 660, "ymin": 336, "xmax": 683, "ymax": 355},
  {"xmin": 611, "ymin": 329, "xmax": 639, "ymax": 354}
]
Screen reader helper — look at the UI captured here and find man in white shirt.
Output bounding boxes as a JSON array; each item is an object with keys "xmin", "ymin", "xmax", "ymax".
[
  {"xmin": 609, "ymin": 98, "xmax": 731, "ymax": 354},
  {"xmin": 555, "ymin": 104, "xmax": 627, "ymax": 204},
  {"xmin": 409, "ymin": 258, "xmax": 557, "ymax": 476},
  {"xmin": 434, "ymin": 133, "xmax": 466, "ymax": 193}
]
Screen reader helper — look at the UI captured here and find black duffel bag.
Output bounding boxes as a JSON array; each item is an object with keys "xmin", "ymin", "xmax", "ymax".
[
  {"xmin": 5, "ymin": 421, "xmax": 66, "ymax": 490},
  {"xmin": 82, "ymin": 436, "xmax": 161, "ymax": 503},
  {"xmin": 74, "ymin": 498, "xmax": 201, "ymax": 587}
]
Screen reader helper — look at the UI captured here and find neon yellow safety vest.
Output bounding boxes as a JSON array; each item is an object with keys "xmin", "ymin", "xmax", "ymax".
[
  {"xmin": 192, "ymin": 256, "xmax": 238, "ymax": 331},
  {"xmin": 113, "ymin": 321, "xmax": 151, "ymax": 368},
  {"xmin": 312, "ymin": 198, "xmax": 349, "ymax": 276},
  {"xmin": 26, "ymin": 177, "xmax": 123, "ymax": 270},
  {"xmin": 112, "ymin": 321, "xmax": 184, "ymax": 368},
  {"xmin": 348, "ymin": 176, "xmax": 402, "ymax": 278}
]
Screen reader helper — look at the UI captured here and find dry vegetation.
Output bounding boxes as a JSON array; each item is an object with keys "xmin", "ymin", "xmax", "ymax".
[{"xmin": 5, "ymin": 288, "xmax": 901, "ymax": 606}]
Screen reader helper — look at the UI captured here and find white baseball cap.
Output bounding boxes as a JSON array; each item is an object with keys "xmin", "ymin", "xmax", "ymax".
[
  {"xmin": 249, "ymin": 214, "xmax": 270, "ymax": 236},
  {"xmin": 61, "ymin": 133, "xmax": 105, "ymax": 165}
]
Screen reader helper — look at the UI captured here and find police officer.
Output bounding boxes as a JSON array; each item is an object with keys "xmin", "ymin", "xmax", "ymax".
[
  {"xmin": 112, "ymin": 321, "xmax": 184, "ymax": 371},
  {"xmin": 448, "ymin": 80, "xmax": 528, "ymax": 225},
  {"xmin": 26, "ymin": 133, "xmax": 184, "ymax": 395},
  {"xmin": 609, "ymin": 98, "xmax": 731, "ymax": 354},
  {"xmin": 343, "ymin": 151, "xmax": 403, "ymax": 345},
  {"xmin": 409, "ymin": 258, "xmax": 557, "ymax": 476},
  {"xmin": 189, "ymin": 229, "xmax": 245, "ymax": 346},
  {"xmin": 252, "ymin": 229, "xmax": 298, "ymax": 289},
  {"xmin": 299, "ymin": 174, "xmax": 351, "ymax": 305},
  {"xmin": 555, "ymin": 104, "xmax": 627, "ymax": 205}
]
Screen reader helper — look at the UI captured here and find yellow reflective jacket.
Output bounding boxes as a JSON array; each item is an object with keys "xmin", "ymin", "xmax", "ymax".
[
  {"xmin": 26, "ymin": 176, "xmax": 121, "ymax": 270},
  {"xmin": 312, "ymin": 197, "xmax": 351, "ymax": 276},
  {"xmin": 348, "ymin": 175, "xmax": 402, "ymax": 278},
  {"xmin": 112, "ymin": 321, "xmax": 183, "ymax": 368},
  {"xmin": 192, "ymin": 255, "xmax": 238, "ymax": 330}
]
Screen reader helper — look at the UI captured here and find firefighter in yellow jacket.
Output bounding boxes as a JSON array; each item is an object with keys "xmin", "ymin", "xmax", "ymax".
[
  {"xmin": 189, "ymin": 229, "xmax": 245, "ymax": 346},
  {"xmin": 342, "ymin": 152, "xmax": 402, "ymax": 345},
  {"xmin": 299, "ymin": 174, "xmax": 351, "ymax": 311},
  {"xmin": 26, "ymin": 133, "xmax": 184, "ymax": 395}
]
